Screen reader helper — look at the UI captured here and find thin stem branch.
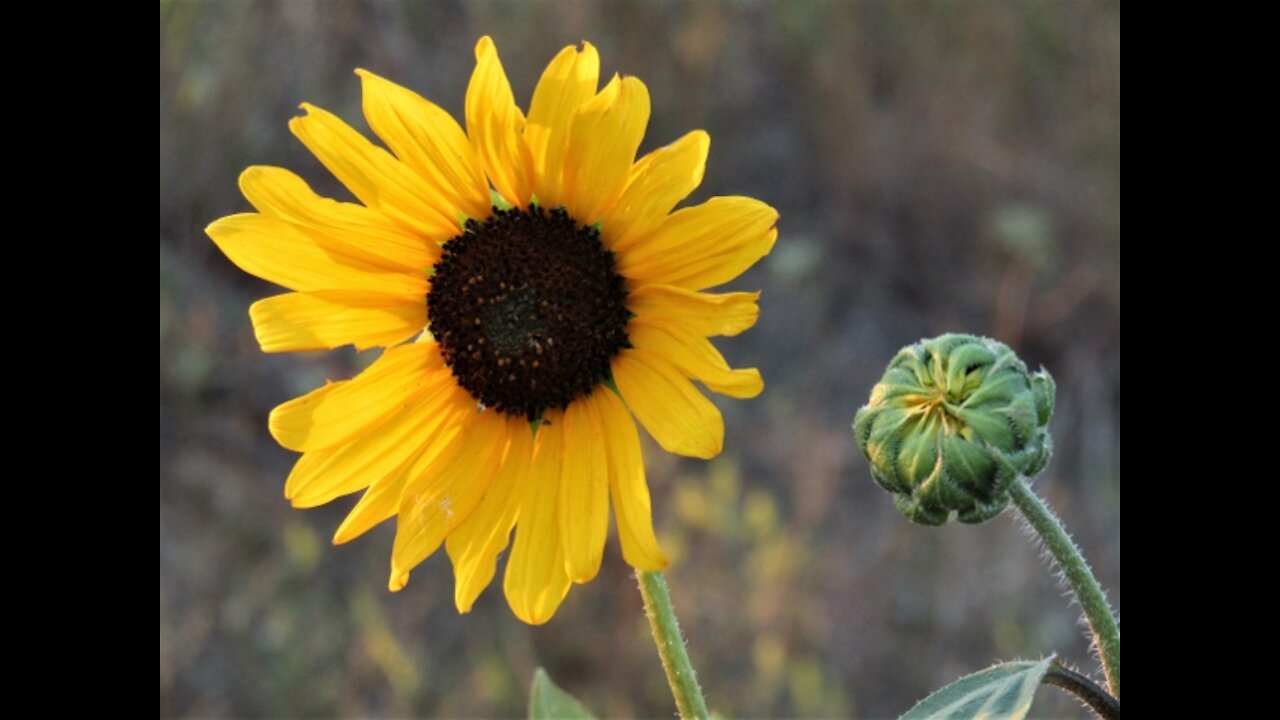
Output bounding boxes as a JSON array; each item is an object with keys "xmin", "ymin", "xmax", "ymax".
[
  {"xmin": 637, "ymin": 571, "xmax": 709, "ymax": 719},
  {"xmin": 1043, "ymin": 662, "xmax": 1121, "ymax": 720},
  {"xmin": 1009, "ymin": 480, "xmax": 1121, "ymax": 698}
]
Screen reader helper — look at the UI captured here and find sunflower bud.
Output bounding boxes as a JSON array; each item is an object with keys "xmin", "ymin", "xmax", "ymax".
[{"xmin": 853, "ymin": 334, "xmax": 1055, "ymax": 525}]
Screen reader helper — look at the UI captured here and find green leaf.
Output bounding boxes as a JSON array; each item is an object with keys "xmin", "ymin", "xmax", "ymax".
[
  {"xmin": 900, "ymin": 656, "xmax": 1054, "ymax": 720},
  {"xmin": 529, "ymin": 668, "xmax": 595, "ymax": 720}
]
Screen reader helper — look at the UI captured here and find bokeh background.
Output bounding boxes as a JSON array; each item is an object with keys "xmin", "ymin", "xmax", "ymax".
[{"xmin": 159, "ymin": 1, "xmax": 1119, "ymax": 717}]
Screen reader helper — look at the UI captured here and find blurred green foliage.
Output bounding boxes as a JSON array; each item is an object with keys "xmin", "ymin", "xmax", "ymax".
[{"xmin": 160, "ymin": 1, "xmax": 1119, "ymax": 717}]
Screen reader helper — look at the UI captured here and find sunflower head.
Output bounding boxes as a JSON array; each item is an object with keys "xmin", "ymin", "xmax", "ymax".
[
  {"xmin": 853, "ymin": 334, "xmax": 1055, "ymax": 525},
  {"xmin": 206, "ymin": 37, "xmax": 776, "ymax": 624}
]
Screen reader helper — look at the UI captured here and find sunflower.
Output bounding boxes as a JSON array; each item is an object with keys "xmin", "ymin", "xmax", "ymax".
[{"xmin": 207, "ymin": 37, "xmax": 777, "ymax": 624}]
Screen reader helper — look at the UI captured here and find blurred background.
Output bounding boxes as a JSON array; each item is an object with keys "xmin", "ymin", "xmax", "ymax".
[{"xmin": 159, "ymin": 1, "xmax": 1119, "ymax": 717}]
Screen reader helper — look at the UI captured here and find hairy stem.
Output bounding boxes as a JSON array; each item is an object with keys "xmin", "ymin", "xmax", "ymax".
[
  {"xmin": 637, "ymin": 571, "xmax": 709, "ymax": 719},
  {"xmin": 1009, "ymin": 480, "xmax": 1121, "ymax": 698}
]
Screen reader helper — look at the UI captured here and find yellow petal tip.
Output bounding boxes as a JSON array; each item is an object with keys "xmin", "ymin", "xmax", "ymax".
[
  {"xmin": 630, "ymin": 555, "xmax": 670, "ymax": 572},
  {"xmin": 237, "ymin": 165, "xmax": 266, "ymax": 186},
  {"xmin": 389, "ymin": 571, "xmax": 409, "ymax": 592},
  {"xmin": 513, "ymin": 608, "xmax": 553, "ymax": 626},
  {"xmin": 567, "ymin": 568, "xmax": 601, "ymax": 585}
]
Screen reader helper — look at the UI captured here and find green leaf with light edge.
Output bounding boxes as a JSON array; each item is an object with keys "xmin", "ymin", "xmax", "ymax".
[
  {"xmin": 900, "ymin": 656, "xmax": 1054, "ymax": 720},
  {"xmin": 529, "ymin": 668, "xmax": 595, "ymax": 720}
]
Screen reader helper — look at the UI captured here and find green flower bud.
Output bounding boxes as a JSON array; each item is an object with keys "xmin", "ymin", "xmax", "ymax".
[{"xmin": 853, "ymin": 334, "xmax": 1055, "ymax": 526}]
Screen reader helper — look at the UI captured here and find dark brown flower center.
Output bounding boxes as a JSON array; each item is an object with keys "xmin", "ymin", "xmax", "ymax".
[{"xmin": 427, "ymin": 206, "xmax": 630, "ymax": 420}]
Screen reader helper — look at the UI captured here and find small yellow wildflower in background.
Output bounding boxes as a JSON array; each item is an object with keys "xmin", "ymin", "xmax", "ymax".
[{"xmin": 207, "ymin": 37, "xmax": 777, "ymax": 624}]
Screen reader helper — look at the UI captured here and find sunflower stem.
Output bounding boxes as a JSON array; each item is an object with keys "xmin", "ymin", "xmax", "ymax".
[
  {"xmin": 1043, "ymin": 660, "xmax": 1121, "ymax": 720},
  {"xmin": 1009, "ymin": 480, "xmax": 1121, "ymax": 698},
  {"xmin": 637, "ymin": 571, "xmax": 709, "ymax": 719}
]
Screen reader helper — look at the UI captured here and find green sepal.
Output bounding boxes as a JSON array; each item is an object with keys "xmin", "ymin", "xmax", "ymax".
[{"xmin": 490, "ymin": 188, "xmax": 514, "ymax": 211}]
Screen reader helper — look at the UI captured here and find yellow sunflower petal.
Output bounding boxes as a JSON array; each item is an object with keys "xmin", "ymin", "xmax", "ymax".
[
  {"xmin": 560, "ymin": 75, "xmax": 651, "ymax": 225},
  {"xmin": 504, "ymin": 412, "xmax": 573, "ymax": 625},
  {"xmin": 250, "ymin": 291, "xmax": 425, "ymax": 353},
  {"xmin": 389, "ymin": 408, "xmax": 508, "ymax": 591},
  {"xmin": 612, "ymin": 347, "xmax": 724, "ymax": 459},
  {"xmin": 331, "ymin": 390, "xmax": 473, "ymax": 545},
  {"xmin": 628, "ymin": 318, "xmax": 763, "ymax": 399},
  {"xmin": 603, "ymin": 130, "xmax": 709, "ymax": 251},
  {"xmin": 526, "ymin": 42, "xmax": 600, "ymax": 207},
  {"xmin": 284, "ymin": 376, "xmax": 467, "ymax": 508},
  {"xmin": 559, "ymin": 392, "xmax": 609, "ymax": 584},
  {"xmin": 239, "ymin": 166, "xmax": 439, "ymax": 271},
  {"xmin": 616, "ymin": 196, "xmax": 779, "ymax": 291},
  {"xmin": 207, "ymin": 213, "xmax": 427, "ymax": 297},
  {"xmin": 289, "ymin": 103, "xmax": 459, "ymax": 239},
  {"xmin": 269, "ymin": 342, "xmax": 444, "ymax": 452},
  {"xmin": 466, "ymin": 37, "xmax": 534, "ymax": 209},
  {"xmin": 626, "ymin": 284, "xmax": 760, "ymax": 337},
  {"xmin": 331, "ymin": 465, "xmax": 404, "ymax": 544},
  {"xmin": 356, "ymin": 69, "xmax": 491, "ymax": 223},
  {"xmin": 333, "ymin": 474, "xmax": 406, "ymax": 545},
  {"xmin": 446, "ymin": 418, "xmax": 533, "ymax": 613},
  {"xmin": 595, "ymin": 388, "xmax": 667, "ymax": 570}
]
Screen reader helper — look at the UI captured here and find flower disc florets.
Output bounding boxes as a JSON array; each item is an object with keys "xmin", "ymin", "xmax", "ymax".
[{"xmin": 428, "ymin": 206, "xmax": 630, "ymax": 420}]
